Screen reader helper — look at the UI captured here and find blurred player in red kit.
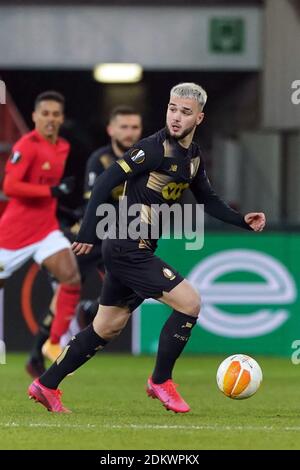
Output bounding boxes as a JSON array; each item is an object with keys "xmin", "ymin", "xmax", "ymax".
[
  {"xmin": 24, "ymin": 105, "xmax": 143, "ymax": 375},
  {"xmin": 0, "ymin": 91, "xmax": 81, "ymax": 375}
]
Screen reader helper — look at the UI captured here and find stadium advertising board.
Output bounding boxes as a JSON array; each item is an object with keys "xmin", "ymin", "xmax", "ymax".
[{"xmin": 133, "ymin": 233, "xmax": 299, "ymax": 357}]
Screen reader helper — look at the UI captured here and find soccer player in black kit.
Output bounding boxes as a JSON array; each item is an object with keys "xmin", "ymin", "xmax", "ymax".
[{"xmin": 28, "ymin": 83, "xmax": 266, "ymax": 414}]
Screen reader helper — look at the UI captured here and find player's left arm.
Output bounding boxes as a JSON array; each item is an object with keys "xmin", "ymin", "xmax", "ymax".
[{"xmin": 190, "ymin": 158, "xmax": 266, "ymax": 232}]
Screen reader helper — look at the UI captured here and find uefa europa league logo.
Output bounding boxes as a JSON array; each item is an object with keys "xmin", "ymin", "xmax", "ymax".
[{"xmin": 0, "ymin": 80, "xmax": 6, "ymax": 105}]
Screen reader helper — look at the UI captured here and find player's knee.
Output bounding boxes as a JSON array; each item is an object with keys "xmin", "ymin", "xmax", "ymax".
[
  {"xmin": 97, "ymin": 324, "xmax": 124, "ymax": 340},
  {"xmin": 183, "ymin": 292, "xmax": 201, "ymax": 317},
  {"xmin": 93, "ymin": 311, "xmax": 130, "ymax": 340},
  {"xmin": 108, "ymin": 316, "xmax": 129, "ymax": 338},
  {"xmin": 62, "ymin": 267, "xmax": 81, "ymax": 286},
  {"xmin": 108, "ymin": 326, "xmax": 123, "ymax": 339}
]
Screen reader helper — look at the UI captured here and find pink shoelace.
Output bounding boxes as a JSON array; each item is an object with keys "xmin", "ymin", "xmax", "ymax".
[{"xmin": 160, "ymin": 381, "xmax": 180, "ymax": 400}]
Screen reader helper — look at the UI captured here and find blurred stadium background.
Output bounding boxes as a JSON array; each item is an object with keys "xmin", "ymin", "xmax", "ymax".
[{"xmin": 1, "ymin": 0, "xmax": 300, "ymax": 450}]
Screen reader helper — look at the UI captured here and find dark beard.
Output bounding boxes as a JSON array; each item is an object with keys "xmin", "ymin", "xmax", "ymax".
[
  {"xmin": 165, "ymin": 123, "xmax": 195, "ymax": 141},
  {"xmin": 114, "ymin": 138, "xmax": 132, "ymax": 153}
]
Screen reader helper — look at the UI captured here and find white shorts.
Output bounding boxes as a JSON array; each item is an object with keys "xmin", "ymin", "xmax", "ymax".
[{"xmin": 0, "ymin": 230, "xmax": 71, "ymax": 279}]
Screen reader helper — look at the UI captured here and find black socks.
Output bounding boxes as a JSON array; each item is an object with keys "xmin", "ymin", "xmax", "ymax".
[
  {"xmin": 152, "ymin": 310, "xmax": 197, "ymax": 384},
  {"xmin": 38, "ymin": 310, "xmax": 196, "ymax": 389},
  {"xmin": 39, "ymin": 324, "xmax": 107, "ymax": 389}
]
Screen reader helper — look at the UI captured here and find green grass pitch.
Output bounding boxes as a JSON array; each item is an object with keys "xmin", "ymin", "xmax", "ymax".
[{"xmin": 1, "ymin": 353, "xmax": 300, "ymax": 450}]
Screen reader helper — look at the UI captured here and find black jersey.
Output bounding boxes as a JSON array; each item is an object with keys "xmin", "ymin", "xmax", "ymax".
[
  {"xmin": 78, "ymin": 128, "xmax": 250, "ymax": 247},
  {"xmin": 118, "ymin": 128, "xmax": 201, "ymax": 205},
  {"xmin": 114, "ymin": 129, "xmax": 205, "ymax": 247}
]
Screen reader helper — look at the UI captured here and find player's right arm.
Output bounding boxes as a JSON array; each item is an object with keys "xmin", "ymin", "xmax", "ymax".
[
  {"xmin": 3, "ymin": 141, "xmax": 52, "ymax": 198},
  {"xmin": 73, "ymin": 142, "xmax": 163, "ymax": 253}
]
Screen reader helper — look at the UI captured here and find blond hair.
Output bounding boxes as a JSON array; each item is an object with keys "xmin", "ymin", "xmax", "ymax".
[{"xmin": 170, "ymin": 83, "xmax": 207, "ymax": 111}]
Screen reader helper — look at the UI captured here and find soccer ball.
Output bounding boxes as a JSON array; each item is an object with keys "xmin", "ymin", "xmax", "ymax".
[{"xmin": 216, "ymin": 354, "xmax": 263, "ymax": 400}]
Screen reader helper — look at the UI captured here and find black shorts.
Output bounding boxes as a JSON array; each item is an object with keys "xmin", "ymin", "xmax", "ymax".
[{"xmin": 100, "ymin": 238, "xmax": 184, "ymax": 312}]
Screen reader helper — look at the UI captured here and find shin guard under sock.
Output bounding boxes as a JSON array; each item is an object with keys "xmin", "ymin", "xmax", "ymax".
[
  {"xmin": 39, "ymin": 324, "xmax": 107, "ymax": 389},
  {"xmin": 152, "ymin": 310, "xmax": 197, "ymax": 384}
]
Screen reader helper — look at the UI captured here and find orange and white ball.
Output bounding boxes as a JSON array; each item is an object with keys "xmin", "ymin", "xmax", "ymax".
[{"xmin": 216, "ymin": 354, "xmax": 263, "ymax": 400}]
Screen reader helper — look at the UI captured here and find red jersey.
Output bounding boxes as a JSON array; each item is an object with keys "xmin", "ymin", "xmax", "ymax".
[{"xmin": 0, "ymin": 130, "xmax": 70, "ymax": 249}]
